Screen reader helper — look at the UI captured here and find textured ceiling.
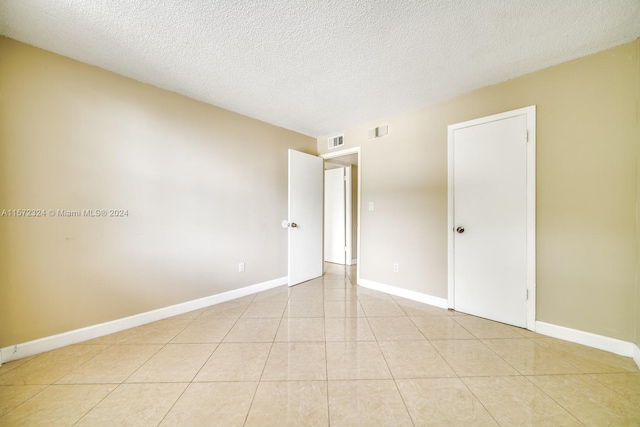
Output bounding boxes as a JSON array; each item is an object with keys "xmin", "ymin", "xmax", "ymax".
[{"xmin": 1, "ymin": 1, "xmax": 639, "ymax": 138}]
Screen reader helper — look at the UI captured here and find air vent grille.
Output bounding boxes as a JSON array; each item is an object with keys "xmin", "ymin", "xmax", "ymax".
[{"xmin": 328, "ymin": 134, "xmax": 344, "ymax": 149}]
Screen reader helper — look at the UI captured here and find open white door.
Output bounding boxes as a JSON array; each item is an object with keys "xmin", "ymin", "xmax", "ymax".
[{"xmin": 287, "ymin": 149, "xmax": 323, "ymax": 286}]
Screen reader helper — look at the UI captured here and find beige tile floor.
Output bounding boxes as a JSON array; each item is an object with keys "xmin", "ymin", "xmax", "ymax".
[{"xmin": 1, "ymin": 263, "xmax": 640, "ymax": 426}]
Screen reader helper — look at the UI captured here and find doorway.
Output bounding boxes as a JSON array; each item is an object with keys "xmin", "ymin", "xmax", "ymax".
[
  {"xmin": 447, "ymin": 106, "xmax": 536, "ymax": 329},
  {"xmin": 321, "ymin": 147, "xmax": 361, "ymax": 284}
]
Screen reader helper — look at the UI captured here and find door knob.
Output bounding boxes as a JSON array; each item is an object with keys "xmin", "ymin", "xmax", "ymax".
[
  {"xmin": 291, "ymin": 223, "xmax": 298, "ymax": 228},
  {"xmin": 456, "ymin": 226, "xmax": 465, "ymax": 234}
]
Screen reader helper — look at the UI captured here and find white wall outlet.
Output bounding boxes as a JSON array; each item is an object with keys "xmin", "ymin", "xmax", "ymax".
[
  {"xmin": 239, "ymin": 262, "xmax": 245, "ymax": 272},
  {"xmin": 368, "ymin": 202, "xmax": 375, "ymax": 211},
  {"xmin": 393, "ymin": 263, "xmax": 399, "ymax": 273}
]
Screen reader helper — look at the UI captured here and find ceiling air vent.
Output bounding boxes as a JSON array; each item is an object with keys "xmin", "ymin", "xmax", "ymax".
[{"xmin": 328, "ymin": 134, "xmax": 344, "ymax": 149}]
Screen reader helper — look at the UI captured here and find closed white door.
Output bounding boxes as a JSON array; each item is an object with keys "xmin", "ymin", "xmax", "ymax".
[
  {"xmin": 324, "ymin": 167, "xmax": 346, "ymax": 264},
  {"xmin": 451, "ymin": 112, "xmax": 531, "ymax": 327},
  {"xmin": 288, "ymin": 149, "xmax": 324, "ymax": 286}
]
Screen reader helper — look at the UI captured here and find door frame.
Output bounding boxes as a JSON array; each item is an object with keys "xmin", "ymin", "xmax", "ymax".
[
  {"xmin": 321, "ymin": 147, "xmax": 361, "ymax": 284},
  {"xmin": 447, "ymin": 105, "xmax": 536, "ymax": 330}
]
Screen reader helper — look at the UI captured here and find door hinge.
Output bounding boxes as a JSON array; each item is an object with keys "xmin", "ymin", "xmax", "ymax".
[
  {"xmin": 526, "ymin": 289, "xmax": 529, "ymax": 300},
  {"xmin": 525, "ymin": 129, "xmax": 529, "ymax": 142},
  {"xmin": 344, "ymin": 176, "xmax": 347, "ymax": 181}
]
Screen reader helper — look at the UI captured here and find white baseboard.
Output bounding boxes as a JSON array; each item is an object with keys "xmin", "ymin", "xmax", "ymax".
[
  {"xmin": 535, "ymin": 321, "xmax": 636, "ymax": 359},
  {"xmin": 358, "ymin": 278, "xmax": 448, "ymax": 309},
  {"xmin": 0, "ymin": 276, "xmax": 287, "ymax": 366},
  {"xmin": 348, "ymin": 259, "xmax": 357, "ymax": 266},
  {"xmin": 633, "ymin": 344, "xmax": 640, "ymax": 369}
]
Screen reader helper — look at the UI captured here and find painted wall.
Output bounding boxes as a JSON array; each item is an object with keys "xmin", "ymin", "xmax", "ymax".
[
  {"xmin": 0, "ymin": 38, "xmax": 316, "ymax": 347},
  {"xmin": 318, "ymin": 40, "xmax": 640, "ymax": 343}
]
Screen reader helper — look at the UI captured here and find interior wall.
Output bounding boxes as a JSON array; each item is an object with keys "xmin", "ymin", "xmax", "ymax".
[
  {"xmin": 0, "ymin": 37, "xmax": 316, "ymax": 347},
  {"xmin": 318, "ymin": 40, "xmax": 640, "ymax": 343}
]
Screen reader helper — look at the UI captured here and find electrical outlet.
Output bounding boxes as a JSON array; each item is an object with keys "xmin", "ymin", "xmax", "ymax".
[
  {"xmin": 393, "ymin": 263, "xmax": 399, "ymax": 273},
  {"xmin": 239, "ymin": 262, "xmax": 245, "ymax": 272},
  {"xmin": 368, "ymin": 202, "xmax": 375, "ymax": 211}
]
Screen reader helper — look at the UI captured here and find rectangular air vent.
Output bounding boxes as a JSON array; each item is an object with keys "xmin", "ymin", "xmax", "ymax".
[{"xmin": 328, "ymin": 134, "xmax": 344, "ymax": 149}]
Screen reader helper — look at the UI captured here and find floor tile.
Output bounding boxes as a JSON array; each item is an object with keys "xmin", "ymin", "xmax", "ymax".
[
  {"xmin": 251, "ymin": 286, "xmax": 291, "ymax": 302},
  {"xmin": 0, "ymin": 384, "xmax": 115, "ymax": 426},
  {"xmin": 170, "ymin": 316, "xmax": 236, "ymax": 343},
  {"xmin": 360, "ymin": 300, "xmax": 406, "ymax": 317},
  {"xmin": 0, "ymin": 356, "xmax": 36, "ymax": 376},
  {"xmin": 4, "ymin": 263, "xmax": 638, "ymax": 425},
  {"xmin": 482, "ymin": 338, "xmax": 581, "ymax": 375},
  {"xmin": 117, "ymin": 318, "xmax": 193, "ymax": 344},
  {"xmin": 452, "ymin": 315, "xmax": 524, "ymax": 339},
  {"xmin": 324, "ymin": 300, "xmax": 365, "ymax": 317},
  {"xmin": 198, "ymin": 301, "xmax": 250, "ymax": 319},
  {"xmin": 241, "ymin": 300, "xmax": 287, "ymax": 318},
  {"xmin": 393, "ymin": 297, "xmax": 450, "ymax": 316},
  {"xmin": 326, "ymin": 341, "xmax": 392, "ymax": 380},
  {"xmin": 430, "ymin": 340, "xmax": 519, "ymax": 377},
  {"xmin": 84, "ymin": 329, "xmax": 135, "ymax": 345},
  {"xmin": 126, "ymin": 344, "xmax": 216, "ymax": 383},
  {"xmin": 322, "ymin": 278, "xmax": 353, "ymax": 289},
  {"xmin": 590, "ymin": 372, "xmax": 640, "ymax": 406},
  {"xmin": 379, "ymin": 341, "xmax": 456, "ymax": 379},
  {"xmin": 0, "ymin": 345, "xmax": 109, "ymax": 385},
  {"xmin": 410, "ymin": 315, "xmax": 475, "ymax": 340},
  {"xmin": 532, "ymin": 337, "xmax": 640, "ymax": 373},
  {"xmin": 56, "ymin": 344, "xmax": 162, "ymax": 384},
  {"xmin": 245, "ymin": 381, "xmax": 328, "ymax": 426},
  {"xmin": 324, "ymin": 288, "xmax": 358, "ymax": 301},
  {"xmin": 289, "ymin": 286, "xmax": 324, "ymax": 302},
  {"xmin": 0, "ymin": 385, "xmax": 47, "ymax": 418},
  {"xmin": 262, "ymin": 342, "xmax": 327, "ymax": 380},
  {"xmin": 464, "ymin": 376, "xmax": 582, "ymax": 426},
  {"xmin": 328, "ymin": 380, "xmax": 413, "ymax": 426},
  {"xmin": 355, "ymin": 287, "xmax": 394, "ymax": 301},
  {"xmin": 75, "ymin": 383, "xmax": 187, "ymax": 426},
  {"xmin": 529, "ymin": 374, "xmax": 640, "ymax": 425},
  {"xmin": 397, "ymin": 378, "xmax": 498, "ymax": 426},
  {"xmin": 223, "ymin": 318, "xmax": 280, "ymax": 343},
  {"xmin": 283, "ymin": 301, "xmax": 325, "ymax": 317},
  {"xmin": 275, "ymin": 317, "xmax": 325, "ymax": 342},
  {"xmin": 324, "ymin": 317, "xmax": 375, "ymax": 341},
  {"xmin": 194, "ymin": 343, "xmax": 271, "ymax": 382},
  {"xmin": 159, "ymin": 382, "xmax": 257, "ymax": 426},
  {"xmin": 367, "ymin": 317, "xmax": 426, "ymax": 341}
]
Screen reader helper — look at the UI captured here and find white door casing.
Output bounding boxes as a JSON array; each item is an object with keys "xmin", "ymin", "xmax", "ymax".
[
  {"xmin": 324, "ymin": 167, "xmax": 346, "ymax": 264},
  {"xmin": 287, "ymin": 149, "xmax": 324, "ymax": 286},
  {"xmin": 447, "ymin": 106, "xmax": 536, "ymax": 329}
]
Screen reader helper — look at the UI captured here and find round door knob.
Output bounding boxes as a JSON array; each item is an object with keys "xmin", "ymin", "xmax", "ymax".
[
  {"xmin": 291, "ymin": 223, "xmax": 298, "ymax": 228},
  {"xmin": 456, "ymin": 226, "xmax": 465, "ymax": 234}
]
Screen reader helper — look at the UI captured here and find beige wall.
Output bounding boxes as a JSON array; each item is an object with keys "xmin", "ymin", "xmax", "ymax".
[
  {"xmin": 318, "ymin": 40, "xmax": 640, "ymax": 343},
  {"xmin": 0, "ymin": 38, "xmax": 316, "ymax": 347}
]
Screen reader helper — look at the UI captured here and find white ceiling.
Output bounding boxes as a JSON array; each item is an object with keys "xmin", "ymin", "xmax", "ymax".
[{"xmin": 1, "ymin": 1, "xmax": 639, "ymax": 138}]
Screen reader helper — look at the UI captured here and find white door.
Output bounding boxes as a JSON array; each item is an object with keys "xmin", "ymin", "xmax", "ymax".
[
  {"xmin": 450, "ymin": 108, "xmax": 535, "ymax": 328},
  {"xmin": 324, "ymin": 167, "xmax": 346, "ymax": 264},
  {"xmin": 288, "ymin": 149, "xmax": 324, "ymax": 286}
]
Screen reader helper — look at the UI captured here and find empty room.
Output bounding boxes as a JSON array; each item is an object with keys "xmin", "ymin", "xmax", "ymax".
[{"xmin": 1, "ymin": 1, "xmax": 640, "ymax": 425}]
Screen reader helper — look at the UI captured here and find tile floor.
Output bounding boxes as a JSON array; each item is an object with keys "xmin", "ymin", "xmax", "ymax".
[{"xmin": 1, "ymin": 263, "xmax": 640, "ymax": 426}]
